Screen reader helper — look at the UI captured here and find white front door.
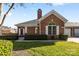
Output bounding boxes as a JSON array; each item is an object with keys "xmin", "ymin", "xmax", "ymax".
[{"xmin": 45, "ymin": 25, "xmax": 59, "ymax": 35}]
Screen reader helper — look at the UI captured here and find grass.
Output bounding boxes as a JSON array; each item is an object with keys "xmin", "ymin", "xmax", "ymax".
[{"xmin": 13, "ymin": 41, "xmax": 79, "ymax": 56}]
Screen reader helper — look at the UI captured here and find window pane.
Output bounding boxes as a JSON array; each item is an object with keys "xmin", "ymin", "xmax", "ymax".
[
  {"xmin": 48, "ymin": 26, "xmax": 51, "ymax": 35},
  {"xmin": 53, "ymin": 26, "xmax": 56, "ymax": 35}
]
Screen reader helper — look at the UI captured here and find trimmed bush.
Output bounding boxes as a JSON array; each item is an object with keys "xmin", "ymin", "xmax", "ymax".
[
  {"xmin": 24, "ymin": 34, "xmax": 68, "ymax": 40},
  {"xmin": 0, "ymin": 40, "xmax": 13, "ymax": 56},
  {"xmin": 25, "ymin": 35, "xmax": 48, "ymax": 40},
  {"xmin": 2, "ymin": 33, "xmax": 17, "ymax": 36},
  {"xmin": 0, "ymin": 33, "xmax": 18, "ymax": 40},
  {"xmin": 0, "ymin": 36, "xmax": 18, "ymax": 40},
  {"xmin": 48, "ymin": 35, "xmax": 68, "ymax": 40},
  {"xmin": 51, "ymin": 35, "xmax": 59, "ymax": 40},
  {"xmin": 59, "ymin": 35, "xmax": 68, "ymax": 40}
]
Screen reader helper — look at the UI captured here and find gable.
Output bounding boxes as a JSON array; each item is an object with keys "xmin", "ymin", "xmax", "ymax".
[
  {"xmin": 40, "ymin": 14, "xmax": 65, "ymax": 35},
  {"xmin": 40, "ymin": 14, "xmax": 64, "ymax": 27},
  {"xmin": 38, "ymin": 10, "xmax": 68, "ymax": 23}
]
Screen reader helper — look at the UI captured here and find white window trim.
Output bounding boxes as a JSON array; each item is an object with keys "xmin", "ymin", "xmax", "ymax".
[
  {"xmin": 35, "ymin": 27, "xmax": 38, "ymax": 34},
  {"xmin": 56, "ymin": 26, "xmax": 59, "ymax": 35},
  {"xmin": 45, "ymin": 25, "xmax": 59, "ymax": 35},
  {"xmin": 46, "ymin": 26, "xmax": 48, "ymax": 35},
  {"xmin": 25, "ymin": 27, "xmax": 27, "ymax": 33}
]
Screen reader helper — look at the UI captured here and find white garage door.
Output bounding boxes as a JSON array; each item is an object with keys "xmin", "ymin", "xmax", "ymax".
[
  {"xmin": 64, "ymin": 28, "xmax": 71, "ymax": 37},
  {"xmin": 74, "ymin": 29, "xmax": 79, "ymax": 37}
]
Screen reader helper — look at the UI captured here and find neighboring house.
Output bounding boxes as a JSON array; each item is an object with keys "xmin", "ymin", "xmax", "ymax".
[
  {"xmin": 0, "ymin": 26, "xmax": 17, "ymax": 35},
  {"xmin": 15, "ymin": 9, "xmax": 79, "ymax": 37}
]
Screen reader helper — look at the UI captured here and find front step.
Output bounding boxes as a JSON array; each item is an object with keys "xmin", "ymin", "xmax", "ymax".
[{"xmin": 18, "ymin": 37, "xmax": 25, "ymax": 40}]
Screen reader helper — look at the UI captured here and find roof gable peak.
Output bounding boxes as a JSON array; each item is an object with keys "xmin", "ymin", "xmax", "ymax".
[{"xmin": 38, "ymin": 10, "xmax": 68, "ymax": 23}]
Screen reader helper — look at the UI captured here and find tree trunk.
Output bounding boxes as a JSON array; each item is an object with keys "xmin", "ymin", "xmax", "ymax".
[
  {"xmin": 0, "ymin": 3, "xmax": 14, "ymax": 26},
  {"xmin": 0, "ymin": 3, "xmax": 2, "ymax": 16}
]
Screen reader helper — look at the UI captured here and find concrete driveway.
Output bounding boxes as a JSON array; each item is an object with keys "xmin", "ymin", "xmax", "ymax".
[{"xmin": 67, "ymin": 37, "xmax": 79, "ymax": 43}]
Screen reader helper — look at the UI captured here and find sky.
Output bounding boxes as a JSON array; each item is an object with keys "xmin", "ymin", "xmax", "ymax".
[{"xmin": 1, "ymin": 3, "xmax": 79, "ymax": 28}]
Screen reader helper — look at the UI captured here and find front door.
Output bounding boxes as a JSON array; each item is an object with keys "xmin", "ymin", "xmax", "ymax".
[
  {"xmin": 18, "ymin": 27, "xmax": 25, "ymax": 36},
  {"xmin": 20, "ymin": 28, "xmax": 23, "ymax": 36}
]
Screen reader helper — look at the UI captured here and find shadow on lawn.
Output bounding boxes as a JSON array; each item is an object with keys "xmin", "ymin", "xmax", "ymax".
[{"xmin": 13, "ymin": 41, "xmax": 55, "ymax": 51}]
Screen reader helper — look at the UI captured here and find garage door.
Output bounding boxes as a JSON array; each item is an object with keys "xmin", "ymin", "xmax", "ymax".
[
  {"xmin": 74, "ymin": 29, "xmax": 79, "ymax": 37},
  {"xmin": 64, "ymin": 28, "xmax": 71, "ymax": 37}
]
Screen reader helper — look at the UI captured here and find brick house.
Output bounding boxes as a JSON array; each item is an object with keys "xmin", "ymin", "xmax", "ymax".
[{"xmin": 15, "ymin": 9, "xmax": 79, "ymax": 37}]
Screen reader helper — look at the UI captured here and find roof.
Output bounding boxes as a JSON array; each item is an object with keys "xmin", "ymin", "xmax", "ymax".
[
  {"xmin": 15, "ymin": 10, "xmax": 68, "ymax": 27},
  {"xmin": 65, "ymin": 22, "xmax": 79, "ymax": 27},
  {"xmin": 15, "ymin": 20, "xmax": 79, "ymax": 27},
  {"xmin": 38, "ymin": 10, "xmax": 68, "ymax": 23},
  {"xmin": 15, "ymin": 19, "xmax": 37, "ymax": 27}
]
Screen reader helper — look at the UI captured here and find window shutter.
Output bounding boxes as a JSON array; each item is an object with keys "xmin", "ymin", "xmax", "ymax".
[
  {"xmin": 57, "ymin": 26, "xmax": 59, "ymax": 35},
  {"xmin": 46, "ymin": 26, "xmax": 48, "ymax": 35},
  {"xmin": 35, "ymin": 27, "xmax": 37, "ymax": 34},
  {"xmin": 25, "ymin": 27, "xmax": 27, "ymax": 33}
]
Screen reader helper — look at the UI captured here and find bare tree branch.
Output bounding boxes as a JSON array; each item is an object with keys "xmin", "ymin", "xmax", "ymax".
[{"xmin": 0, "ymin": 3, "xmax": 14, "ymax": 26}]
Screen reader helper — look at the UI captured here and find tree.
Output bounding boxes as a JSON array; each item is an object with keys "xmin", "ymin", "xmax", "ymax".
[
  {"xmin": 0, "ymin": 3, "xmax": 14, "ymax": 26},
  {"xmin": 0, "ymin": 3, "xmax": 26, "ymax": 26},
  {"xmin": 0, "ymin": 3, "xmax": 52, "ymax": 26}
]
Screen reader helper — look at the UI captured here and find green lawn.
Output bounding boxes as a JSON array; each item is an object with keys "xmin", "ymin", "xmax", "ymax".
[{"xmin": 13, "ymin": 41, "xmax": 79, "ymax": 56}]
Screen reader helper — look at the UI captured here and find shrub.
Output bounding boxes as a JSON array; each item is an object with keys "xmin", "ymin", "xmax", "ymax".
[
  {"xmin": 25, "ymin": 35, "xmax": 48, "ymax": 40},
  {"xmin": 49, "ymin": 35, "xmax": 68, "ymax": 40},
  {"xmin": 51, "ymin": 35, "xmax": 59, "ymax": 40},
  {"xmin": 24, "ymin": 34, "xmax": 68, "ymax": 40},
  {"xmin": 0, "ymin": 40, "xmax": 13, "ymax": 56},
  {"xmin": 0, "ymin": 36, "xmax": 18, "ymax": 40},
  {"xmin": 0, "ymin": 33, "xmax": 18, "ymax": 40},
  {"xmin": 59, "ymin": 35, "xmax": 68, "ymax": 40}
]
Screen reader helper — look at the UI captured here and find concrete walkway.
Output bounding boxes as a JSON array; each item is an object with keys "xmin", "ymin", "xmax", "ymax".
[
  {"xmin": 12, "ymin": 50, "xmax": 31, "ymax": 56},
  {"xmin": 67, "ymin": 38, "xmax": 79, "ymax": 43}
]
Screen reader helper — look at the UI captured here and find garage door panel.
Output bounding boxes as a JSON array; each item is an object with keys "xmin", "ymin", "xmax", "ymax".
[
  {"xmin": 64, "ymin": 28, "xmax": 71, "ymax": 37},
  {"xmin": 74, "ymin": 29, "xmax": 79, "ymax": 37}
]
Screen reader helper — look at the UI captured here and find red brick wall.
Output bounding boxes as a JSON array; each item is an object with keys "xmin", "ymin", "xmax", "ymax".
[
  {"xmin": 39, "ymin": 14, "xmax": 64, "ymax": 35},
  {"xmin": 27, "ymin": 27, "xmax": 35, "ymax": 35}
]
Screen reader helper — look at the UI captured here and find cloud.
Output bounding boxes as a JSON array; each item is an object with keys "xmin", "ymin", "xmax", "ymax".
[{"xmin": 52, "ymin": 3, "xmax": 64, "ymax": 6}]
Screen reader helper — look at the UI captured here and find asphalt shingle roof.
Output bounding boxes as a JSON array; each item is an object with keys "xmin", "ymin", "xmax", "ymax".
[
  {"xmin": 65, "ymin": 22, "xmax": 79, "ymax": 27},
  {"xmin": 15, "ymin": 19, "xmax": 37, "ymax": 27}
]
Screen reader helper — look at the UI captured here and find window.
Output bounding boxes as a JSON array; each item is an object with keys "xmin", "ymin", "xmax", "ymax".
[
  {"xmin": 48, "ymin": 25, "xmax": 56, "ymax": 35},
  {"xmin": 53, "ymin": 26, "xmax": 56, "ymax": 35},
  {"xmin": 48, "ymin": 26, "xmax": 52, "ymax": 35}
]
